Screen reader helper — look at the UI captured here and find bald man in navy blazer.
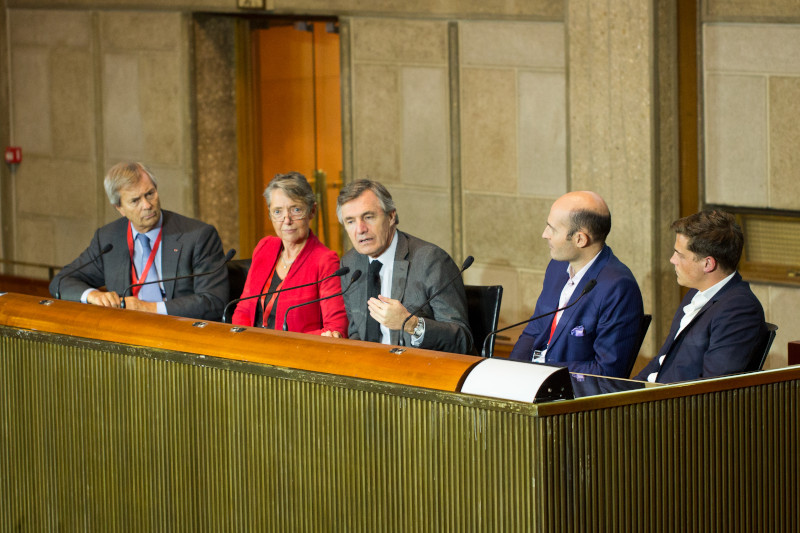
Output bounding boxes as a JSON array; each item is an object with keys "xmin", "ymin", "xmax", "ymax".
[
  {"xmin": 635, "ymin": 209, "xmax": 766, "ymax": 383},
  {"xmin": 509, "ymin": 191, "xmax": 644, "ymax": 377}
]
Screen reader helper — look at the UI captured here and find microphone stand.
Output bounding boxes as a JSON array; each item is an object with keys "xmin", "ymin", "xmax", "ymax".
[
  {"xmin": 55, "ymin": 243, "xmax": 114, "ymax": 300},
  {"xmin": 120, "ymin": 248, "xmax": 236, "ymax": 309},
  {"xmin": 221, "ymin": 266, "xmax": 350, "ymax": 324},
  {"xmin": 397, "ymin": 255, "xmax": 474, "ymax": 347},
  {"xmin": 482, "ymin": 279, "xmax": 597, "ymax": 357},
  {"xmin": 282, "ymin": 270, "xmax": 363, "ymax": 332}
]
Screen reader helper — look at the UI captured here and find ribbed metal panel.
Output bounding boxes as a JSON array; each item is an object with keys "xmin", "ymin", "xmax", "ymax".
[
  {"xmin": 2, "ymin": 328, "xmax": 799, "ymax": 530},
  {"xmin": 536, "ymin": 384, "xmax": 800, "ymax": 532}
]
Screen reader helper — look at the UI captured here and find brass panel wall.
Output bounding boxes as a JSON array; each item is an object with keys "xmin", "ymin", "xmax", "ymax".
[{"xmin": 2, "ymin": 326, "xmax": 799, "ymax": 530}]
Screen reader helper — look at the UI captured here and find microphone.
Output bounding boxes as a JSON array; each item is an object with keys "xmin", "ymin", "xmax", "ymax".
[
  {"xmin": 221, "ymin": 266, "xmax": 350, "ymax": 324},
  {"xmin": 481, "ymin": 279, "xmax": 597, "ymax": 357},
  {"xmin": 397, "ymin": 255, "xmax": 474, "ymax": 347},
  {"xmin": 120, "ymin": 248, "xmax": 236, "ymax": 309},
  {"xmin": 282, "ymin": 269, "xmax": 362, "ymax": 332},
  {"xmin": 55, "ymin": 243, "xmax": 114, "ymax": 300}
]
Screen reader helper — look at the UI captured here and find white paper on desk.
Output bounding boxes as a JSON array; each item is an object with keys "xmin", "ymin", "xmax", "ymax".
[{"xmin": 460, "ymin": 358, "xmax": 565, "ymax": 403}]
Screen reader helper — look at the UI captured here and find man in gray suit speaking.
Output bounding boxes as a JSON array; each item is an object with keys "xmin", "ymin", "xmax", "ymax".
[{"xmin": 334, "ymin": 179, "xmax": 473, "ymax": 355}]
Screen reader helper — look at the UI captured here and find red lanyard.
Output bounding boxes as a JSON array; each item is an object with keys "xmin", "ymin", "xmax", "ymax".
[{"xmin": 127, "ymin": 223, "xmax": 163, "ymax": 298}]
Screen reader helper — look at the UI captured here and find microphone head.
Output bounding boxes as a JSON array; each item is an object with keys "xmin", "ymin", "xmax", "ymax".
[
  {"xmin": 333, "ymin": 266, "xmax": 350, "ymax": 277},
  {"xmin": 224, "ymin": 249, "xmax": 236, "ymax": 261},
  {"xmin": 350, "ymin": 269, "xmax": 362, "ymax": 282},
  {"xmin": 582, "ymin": 279, "xmax": 598, "ymax": 294},
  {"xmin": 100, "ymin": 243, "xmax": 114, "ymax": 254},
  {"xmin": 461, "ymin": 255, "xmax": 474, "ymax": 270}
]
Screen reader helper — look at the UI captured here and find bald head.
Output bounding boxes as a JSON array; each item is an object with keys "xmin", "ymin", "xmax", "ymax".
[{"xmin": 552, "ymin": 191, "xmax": 611, "ymax": 244}]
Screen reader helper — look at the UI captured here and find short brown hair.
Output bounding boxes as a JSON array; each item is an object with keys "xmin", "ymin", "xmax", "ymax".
[{"xmin": 671, "ymin": 209, "xmax": 743, "ymax": 273}]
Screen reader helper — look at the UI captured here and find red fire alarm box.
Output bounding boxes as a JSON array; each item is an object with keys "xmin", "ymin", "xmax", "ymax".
[{"xmin": 5, "ymin": 146, "xmax": 22, "ymax": 164}]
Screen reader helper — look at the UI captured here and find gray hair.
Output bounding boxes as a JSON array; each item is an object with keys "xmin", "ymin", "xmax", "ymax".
[
  {"xmin": 336, "ymin": 179, "xmax": 399, "ymax": 224},
  {"xmin": 104, "ymin": 162, "xmax": 157, "ymax": 206},
  {"xmin": 263, "ymin": 172, "xmax": 316, "ymax": 211}
]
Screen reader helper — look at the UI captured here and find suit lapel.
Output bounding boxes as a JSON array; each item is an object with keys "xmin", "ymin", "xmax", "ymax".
[
  {"xmin": 390, "ymin": 231, "xmax": 409, "ymax": 304},
  {"xmin": 389, "ymin": 231, "xmax": 409, "ymax": 345},
  {"xmin": 160, "ymin": 212, "xmax": 181, "ymax": 299},
  {"xmin": 354, "ymin": 253, "xmax": 370, "ymax": 341},
  {"xmin": 549, "ymin": 247, "xmax": 610, "ymax": 347}
]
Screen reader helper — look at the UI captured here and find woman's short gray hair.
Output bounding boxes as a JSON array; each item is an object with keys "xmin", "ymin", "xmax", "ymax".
[
  {"xmin": 263, "ymin": 172, "xmax": 316, "ymax": 211},
  {"xmin": 104, "ymin": 162, "xmax": 157, "ymax": 206}
]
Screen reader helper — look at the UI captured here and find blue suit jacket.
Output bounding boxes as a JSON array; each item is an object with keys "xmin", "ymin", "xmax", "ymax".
[
  {"xmin": 509, "ymin": 246, "xmax": 643, "ymax": 377},
  {"xmin": 634, "ymin": 272, "xmax": 766, "ymax": 383}
]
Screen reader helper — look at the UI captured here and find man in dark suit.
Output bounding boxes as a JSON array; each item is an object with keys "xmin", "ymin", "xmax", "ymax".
[
  {"xmin": 334, "ymin": 179, "xmax": 473, "ymax": 355},
  {"xmin": 50, "ymin": 162, "xmax": 228, "ymax": 320},
  {"xmin": 635, "ymin": 209, "xmax": 766, "ymax": 383},
  {"xmin": 509, "ymin": 191, "xmax": 644, "ymax": 377}
]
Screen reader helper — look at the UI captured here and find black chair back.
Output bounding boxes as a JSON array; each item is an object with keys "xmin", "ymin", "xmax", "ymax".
[
  {"xmin": 623, "ymin": 314, "xmax": 652, "ymax": 379},
  {"xmin": 464, "ymin": 285, "xmax": 503, "ymax": 357},
  {"xmin": 744, "ymin": 322, "xmax": 778, "ymax": 372},
  {"xmin": 224, "ymin": 259, "xmax": 252, "ymax": 323}
]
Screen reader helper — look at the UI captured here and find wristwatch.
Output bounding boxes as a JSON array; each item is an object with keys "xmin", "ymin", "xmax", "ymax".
[{"xmin": 413, "ymin": 317, "xmax": 425, "ymax": 337}]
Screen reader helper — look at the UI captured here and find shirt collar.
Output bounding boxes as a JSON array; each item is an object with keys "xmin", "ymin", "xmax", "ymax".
[
  {"xmin": 131, "ymin": 213, "xmax": 164, "ymax": 242},
  {"xmin": 689, "ymin": 270, "xmax": 736, "ymax": 308},
  {"xmin": 370, "ymin": 229, "xmax": 399, "ymax": 266},
  {"xmin": 564, "ymin": 247, "xmax": 603, "ymax": 285}
]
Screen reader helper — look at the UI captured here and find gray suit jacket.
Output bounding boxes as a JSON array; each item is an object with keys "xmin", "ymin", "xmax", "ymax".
[
  {"xmin": 340, "ymin": 230, "xmax": 474, "ymax": 355},
  {"xmin": 49, "ymin": 210, "xmax": 229, "ymax": 320}
]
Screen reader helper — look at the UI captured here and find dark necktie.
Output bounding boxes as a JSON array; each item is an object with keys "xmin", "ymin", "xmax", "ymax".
[{"xmin": 365, "ymin": 260, "xmax": 383, "ymax": 342}]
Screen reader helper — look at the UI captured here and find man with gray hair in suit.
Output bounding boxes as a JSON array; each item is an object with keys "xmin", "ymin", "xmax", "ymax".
[
  {"xmin": 50, "ymin": 161, "xmax": 229, "ymax": 320},
  {"xmin": 334, "ymin": 179, "xmax": 473, "ymax": 355}
]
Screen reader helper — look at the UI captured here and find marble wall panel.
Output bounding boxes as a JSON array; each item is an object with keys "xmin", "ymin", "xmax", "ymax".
[
  {"xmin": 51, "ymin": 49, "xmax": 95, "ymax": 159},
  {"xmin": 16, "ymin": 158, "xmax": 96, "ymax": 220},
  {"xmin": 16, "ymin": 216, "xmax": 56, "ymax": 272},
  {"xmin": 518, "ymin": 71, "xmax": 566, "ymax": 198},
  {"xmin": 705, "ymin": 24, "xmax": 800, "ymax": 74},
  {"xmin": 704, "ymin": 74, "xmax": 768, "ymax": 206},
  {"xmin": 103, "ymin": 54, "xmax": 145, "ymax": 159},
  {"xmin": 390, "ymin": 187, "xmax": 452, "ymax": 256},
  {"xmin": 101, "ymin": 12, "xmax": 182, "ymax": 51},
  {"xmin": 9, "ymin": 9, "xmax": 91, "ymax": 47},
  {"xmin": 460, "ymin": 21, "xmax": 564, "ymax": 69},
  {"xmin": 352, "ymin": 19, "xmax": 446, "ymax": 64},
  {"xmin": 460, "ymin": 68, "xmax": 516, "ymax": 193},
  {"xmin": 138, "ymin": 52, "xmax": 184, "ymax": 167},
  {"xmin": 11, "ymin": 47, "xmax": 53, "ymax": 155},
  {"xmin": 768, "ymin": 76, "xmax": 800, "ymax": 211},
  {"xmin": 353, "ymin": 63, "xmax": 400, "ymax": 184},
  {"xmin": 401, "ymin": 67, "xmax": 449, "ymax": 189},
  {"xmin": 706, "ymin": 0, "xmax": 800, "ymax": 19},
  {"xmin": 463, "ymin": 193, "xmax": 550, "ymax": 270}
]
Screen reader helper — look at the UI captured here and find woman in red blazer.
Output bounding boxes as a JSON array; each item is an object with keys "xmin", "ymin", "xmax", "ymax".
[{"xmin": 232, "ymin": 172, "xmax": 347, "ymax": 336}]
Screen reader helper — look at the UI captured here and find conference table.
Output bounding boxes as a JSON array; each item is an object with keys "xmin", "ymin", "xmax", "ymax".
[{"xmin": 1, "ymin": 292, "xmax": 796, "ymax": 530}]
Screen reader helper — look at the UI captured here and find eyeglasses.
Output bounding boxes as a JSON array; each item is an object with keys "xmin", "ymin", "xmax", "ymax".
[{"xmin": 269, "ymin": 206, "xmax": 308, "ymax": 221}]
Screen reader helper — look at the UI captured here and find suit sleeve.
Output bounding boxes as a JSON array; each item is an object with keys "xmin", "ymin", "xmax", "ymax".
[
  {"xmin": 406, "ymin": 248, "xmax": 474, "ymax": 355},
  {"xmin": 566, "ymin": 275, "xmax": 643, "ymax": 377},
  {"xmin": 164, "ymin": 224, "xmax": 229, "ymax": 321},
  {"xmin": 49, "ymin": 229, "xmax": 112, "ymax": 301},
  {"xmin": 702, "ymin": 294, "xmax": 765, "ymax": 378}
]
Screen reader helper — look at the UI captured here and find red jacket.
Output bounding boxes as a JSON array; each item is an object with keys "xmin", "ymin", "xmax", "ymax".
[{"xmin": 232, "ymin": 232, "xmax": 348, "ymax": 336}]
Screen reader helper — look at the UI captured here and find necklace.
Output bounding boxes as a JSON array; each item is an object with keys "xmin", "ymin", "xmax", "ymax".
[{"xmin": 280, "ymin": 254, "xmax": 295, "ymax": 269}]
